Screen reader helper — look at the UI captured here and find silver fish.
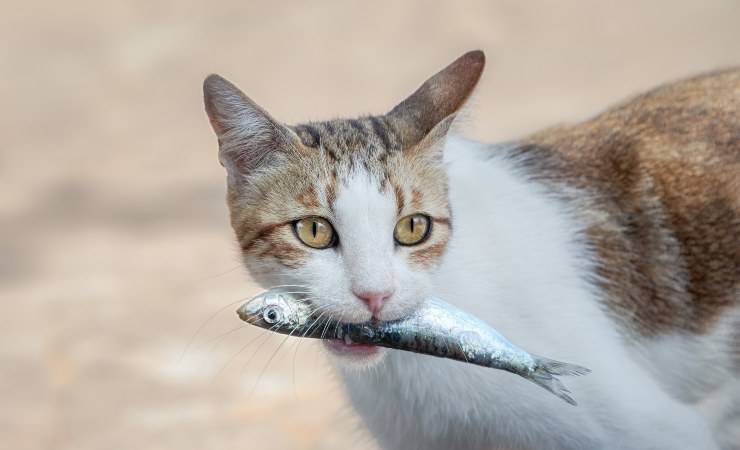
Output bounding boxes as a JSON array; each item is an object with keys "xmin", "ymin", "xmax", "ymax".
[{"xmin": 237, "ymin": 289, "xmax": 591, "ymax": 405}]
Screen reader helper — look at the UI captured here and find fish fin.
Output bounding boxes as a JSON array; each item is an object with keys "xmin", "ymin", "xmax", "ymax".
[
  {"xmin": 535, "ymin": 355, "xmax": 592, "ymax": 377},
  {"xmin": 528, "ymin": 356, "xmax": 591, "ymax": 406}
]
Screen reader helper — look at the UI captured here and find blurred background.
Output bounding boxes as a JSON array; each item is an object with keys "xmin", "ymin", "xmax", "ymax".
[{"xmin": 2, "ymin": 1, "xmax": 739, "ymax": 449}]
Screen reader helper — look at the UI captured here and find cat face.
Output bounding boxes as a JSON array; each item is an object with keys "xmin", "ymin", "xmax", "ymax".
[
  {"xmin": 204, "ymin": 51, "xmax": 484, "ymax": 364},
  {"xmin": 230, "ymin": 118, "xmax": 451, "ymax": 325}
]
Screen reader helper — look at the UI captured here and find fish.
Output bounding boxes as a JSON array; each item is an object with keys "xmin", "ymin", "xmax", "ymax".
[{"xmin": 237, "ymin": 288, "xmax": 591, "ymax": 405}]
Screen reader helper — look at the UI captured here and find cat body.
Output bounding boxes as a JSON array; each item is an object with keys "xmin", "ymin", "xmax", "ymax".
[
  {"xmin": 203, "ymin": 52, "xmax": 739, "ymax": 449},
  {"xmin": 341, "ymin": 134, "xmax": 733, "ymax": 450}
]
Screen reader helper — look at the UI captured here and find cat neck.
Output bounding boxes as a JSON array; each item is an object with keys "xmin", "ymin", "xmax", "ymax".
[{"xmin": 436, "ymin": 135, "xmax": 608, "ymax": 348}]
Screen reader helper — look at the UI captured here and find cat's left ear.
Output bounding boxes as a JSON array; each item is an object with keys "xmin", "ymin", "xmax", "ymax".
[{"xmin": 386, "ymin": 50, "xmax": 485, "ymax": 155}]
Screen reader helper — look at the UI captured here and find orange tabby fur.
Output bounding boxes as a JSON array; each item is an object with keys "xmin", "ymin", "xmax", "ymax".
[{"xmin": 521, "ymin": 68, "xmax": 740, "ymax": 335}]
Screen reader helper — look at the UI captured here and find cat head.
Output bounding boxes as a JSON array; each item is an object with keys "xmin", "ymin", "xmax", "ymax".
[{"xmin": 204, "ymin": 51, "xmax": 484, "ymax": 334}]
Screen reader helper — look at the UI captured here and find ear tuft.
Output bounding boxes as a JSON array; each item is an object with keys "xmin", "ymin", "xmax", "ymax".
[{"xmin": 386, "ymin": 50, "xmax": 486, "ymax": 149}]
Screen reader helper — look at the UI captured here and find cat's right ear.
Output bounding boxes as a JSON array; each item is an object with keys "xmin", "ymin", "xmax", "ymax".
[{"xmin": 203, "ymin": 74, "xmax": 296, "ymax": 178}]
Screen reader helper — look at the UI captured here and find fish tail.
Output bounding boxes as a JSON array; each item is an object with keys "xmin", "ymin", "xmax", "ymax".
[{"xmin": 527, "ymin": 355, "xmax": 591, "ymax": 406}]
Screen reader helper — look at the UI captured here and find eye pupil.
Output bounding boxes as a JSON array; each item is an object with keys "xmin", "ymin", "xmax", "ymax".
[
  {"xmin": 394, "ymin": 214, "xmax": 431, "ymax": 246},
  {"xmin": 264, "ymin": 307, "xmax": 281, "ymax": 323},
  {"xmin": 294, "ymin": 217, "xmax": 336, "ymax": 249}
]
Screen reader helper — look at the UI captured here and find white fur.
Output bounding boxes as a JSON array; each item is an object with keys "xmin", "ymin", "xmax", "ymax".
[
  {"xmin": 638, "ymin": 306, "xmax": 740, "ymax": 449},
  {"xmin": 328, "ymin": 137, "xmax": 721, "ymax": 450},
  {"xmin": 289, "ymin": 171, "xmax": 434, "ymax": 327}
]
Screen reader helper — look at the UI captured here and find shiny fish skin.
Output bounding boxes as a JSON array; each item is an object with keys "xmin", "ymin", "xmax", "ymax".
[{"xmin": 237, "ymin": 289, "xmax": 591, "ymax": 405}]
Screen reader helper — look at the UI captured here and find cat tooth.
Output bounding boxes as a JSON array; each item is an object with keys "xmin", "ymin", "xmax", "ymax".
[{"xmin": 344, "ymin": 334, "xmax": 353, "ymax": 345}]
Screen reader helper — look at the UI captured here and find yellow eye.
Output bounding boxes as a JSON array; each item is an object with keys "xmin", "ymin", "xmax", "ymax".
[
  {"xmin": 394, "ymin": 214, "xmax": 431, "ymax": 246},
  {"xmin": 294, "ymin": 217, "xmax": 336, "ymax": 249}
]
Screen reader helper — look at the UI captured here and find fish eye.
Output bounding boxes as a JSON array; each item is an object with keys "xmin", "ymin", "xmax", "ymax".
[
  {"xmin": 394, "ymin": 214, "xmax": 431, "ymax": 246},
  {"xmin": 293, "ymin": 216, "xmax": 337, "ymax": 249},
  {"xmin": 263, "ymin": 306, "xmax": 283, "ymax": 324}
]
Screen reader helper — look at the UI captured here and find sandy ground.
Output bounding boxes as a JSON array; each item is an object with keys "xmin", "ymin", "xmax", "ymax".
[{"xmin": 2, "ymin": 1, "xmax": 739, "ymax": 449}]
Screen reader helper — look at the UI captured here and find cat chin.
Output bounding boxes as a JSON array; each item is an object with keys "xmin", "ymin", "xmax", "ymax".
[{"xmin": 322, "ymin": 341, "xmax": 388, "ymax": 371}]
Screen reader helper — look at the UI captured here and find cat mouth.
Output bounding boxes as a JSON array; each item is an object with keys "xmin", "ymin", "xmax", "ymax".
[
  {"xmin": 323, "ymin": 316, "xmax": 383, "ymax": 355},
  {"xmin": 323, "ymin": 334, "xmax": 380, "ymax": 356}
]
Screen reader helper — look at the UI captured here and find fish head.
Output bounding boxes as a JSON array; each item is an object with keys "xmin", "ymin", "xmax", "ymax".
[{"xmin": 237, "ymin": 291, "xmax": 310, "ymax": 333}]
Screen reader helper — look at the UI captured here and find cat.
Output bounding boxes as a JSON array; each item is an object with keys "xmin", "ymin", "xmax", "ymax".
[{"xmin": 203, "ymin": 51, "xmax": 739, "ymax": 450}]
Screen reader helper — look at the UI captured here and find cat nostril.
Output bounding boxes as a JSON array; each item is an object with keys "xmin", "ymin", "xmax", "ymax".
[{"xmin": 353, "ymin": 290, "xmax": 394, "ymax": 316}]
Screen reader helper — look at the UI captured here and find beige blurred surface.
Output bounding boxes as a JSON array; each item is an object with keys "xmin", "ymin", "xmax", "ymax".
[{"xmin": 2, "ymin": 1, "xmax": 739, "ymax": 449}]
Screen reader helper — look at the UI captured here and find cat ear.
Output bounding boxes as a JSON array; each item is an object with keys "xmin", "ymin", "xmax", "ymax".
[
  {"xmin": 386, "ymin": 50, "xmax": 485, "ymax": 150},
  {"xmin": 203, "ymin": 74, "xmax": 296, "ymax": 177}
]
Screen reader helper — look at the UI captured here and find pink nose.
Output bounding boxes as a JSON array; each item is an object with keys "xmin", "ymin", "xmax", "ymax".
[{"xmin": 353, "ymin": 290, "xmax": 393, "ymax": 316}]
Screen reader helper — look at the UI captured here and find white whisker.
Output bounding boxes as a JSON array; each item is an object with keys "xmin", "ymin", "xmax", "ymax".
[
  {"xmin": 248, "ymin": 318, "xmax": 304, "ymax": 396},
  {"xmin": 179, "ymin": 289, "xmax": 316, "ymax": 363},
  {"xmin": 211, "ymin": 320, "xmax": 285, "ymax": 381}
]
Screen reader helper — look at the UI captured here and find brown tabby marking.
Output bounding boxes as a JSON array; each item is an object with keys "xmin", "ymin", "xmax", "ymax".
[
  {"xmin": 297, "ymin": 186, "xmax": 320, "ymax": 209},
  {"xmin": 411, "ymin": 189, "xmax": 423, "ymax": 210},
  {"xmin": 410, "ymin": 238, "xmax": 450, "ymax": 268},
  {"xmin": 432, "ymin": 217, "xmax": 451, "ymax": 227},
  {"xmin": 394, "ymin": 184, "xmax": 405, "ymax": 215},
  {"xmin": 521, "ymin": 68, "xmax": 740, "ymax": 336},
  {"xmin": 325, "ymin": 180, "xmax": 337, "ymax": 214},
  {"xmin": 240, "ymin": 222, "xmax": 285, "ymax": 252},
  {"xmin": 257, "ymin": 236, "xmax": 307, "ymax": 269},
  {"xmin": 239, "ymin": 221, "xmax": 308, "ymax": 269}
]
